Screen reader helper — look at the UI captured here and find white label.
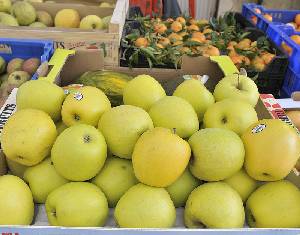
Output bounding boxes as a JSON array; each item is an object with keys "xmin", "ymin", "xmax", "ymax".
[
  {"xmin": 73, "ymin": 92, "xmax": 83, "ymax": 101},
  {"xmin": 251, "ymin": 124, "xmax": 267, "ymax": 134}
]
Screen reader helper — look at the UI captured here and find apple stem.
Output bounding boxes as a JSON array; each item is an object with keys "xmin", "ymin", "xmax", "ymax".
[{"xmin": 172, "ymin": 128, "xmax": 176, "ymax": 134}]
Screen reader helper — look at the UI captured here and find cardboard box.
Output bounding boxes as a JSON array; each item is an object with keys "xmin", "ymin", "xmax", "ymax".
[
  {"xmin": 0, "ymin": 0, "xmax": 128, "ymax": 67},
  {"xmin": 1, "ymin": 51, "xmax": 300, "ymax": 234},
  {"xmin": 52, "ymin": 0, "xmax": 116, "ymax": 5}
]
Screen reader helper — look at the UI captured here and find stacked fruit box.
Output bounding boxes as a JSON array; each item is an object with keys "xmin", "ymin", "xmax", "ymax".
[
  {"xmin": 0, "ymin": 0, "xmax": 128, "ymax": 67},
  {"xmin": 0, "ymin": 49, "xmax": 300, "ymax": 234}
]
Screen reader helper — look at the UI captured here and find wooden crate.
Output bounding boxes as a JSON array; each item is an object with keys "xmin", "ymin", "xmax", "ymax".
[{"xmin": 0, "ymin": 0, "xmax": 128, "ymax": 67}]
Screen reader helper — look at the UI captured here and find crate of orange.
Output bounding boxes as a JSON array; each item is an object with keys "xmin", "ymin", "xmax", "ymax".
[
  {"xmin": 242, "ymin": 3, "xmax": 300, "ymax": 32},
  {"xmin": 120, "ymin": 11, "xmax": 288, "ymax": 96}
]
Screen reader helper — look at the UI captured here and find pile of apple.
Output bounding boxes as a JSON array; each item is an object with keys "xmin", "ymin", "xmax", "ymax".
[{"xmin": 0, "ymin": 72, "xmax": 300, "ymax": 228}]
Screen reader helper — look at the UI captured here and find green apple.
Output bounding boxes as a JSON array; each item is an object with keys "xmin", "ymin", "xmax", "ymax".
[
  {"xmin": 242, "ymin": 119, "xmax": 300, "ymax": 181},
  {"xmin": 166, "ymin": 168, "xmax": 200, "ymax": 207},
  {"xmin": 11, "ymin": 1, "xmax": 36, "ymax": 26},
  {"xmin": 99, "ymin": 2, "xmax": 114, "ymax": 7},
  {"xmin": 80, "ymin": 15, "xmax": 103, "ymax": 30},
  {"xmin": 223, "ymin": 168, "xmax": 258, "ymax": 202},
  {"xmin": 246, "ymin": 180, "xmax": 300, "ymax": 228},
  {"xmin": 51, "ymin": 124, "xmax": 107, "ymax": 181},
  {"xmin": 98, "ymin": 105, "xmax": 153, "ymax": 159},
  {"xmin": 213, "ymin": 74, "xmax": 259, "ymax": 107},
  {"xmin": 203, "ymin": 99, "xmax": 258, "ymax": 135},
  {"xmin": 114, "ymin": 183, "xmax": 176, "ymax": 228},
  {"xmin": 55, "ymin": 120, "xmax": 68, "ymax": 135},
  {"xmin": 17, "ymin": 80, "xmax": 65, "ymax": 122},
  {"xmin": 123, "ymin": 74, "xmax": 166, "ymax": 111},
  {"xmin": 92, "ymin": 156, "xmax": 138, "ymax": 207},
  {"xmin": 6, "ymin": 158, "xmax": 27, "ymax": 178},
  {"xmin": 2, "ymin": 109, "xmax": 57, "ymax": 166},
  {"xmin": 24, "ymin": 158, "xmax": 69, "ymax": 203},
  {"xmin": 61, "ymin": 86, "xmax": 111, "ymax": 127},
  {"xmin": 189, "ymin": 128, "xmax": 245, "ymax": 181},
  {"xmin": 0, "ymin": 0, "xmax": 12, "ymax": 13},
  {"xmin": 0, "ymin": 175, "xmax": 34, "ymax": 225},
  {"xmin": 132, "ymin": 127, "xmax": 191, "ymax": 187},
  {"xmin": 0, "ymin": 12, "xmax": 18, "ymax": 26},
  {"xmin": 173, "ymin": 79, "xmax": 214, "ymax": 122},
  {"xmin": 184, "ymin": 182, "xmax": 245, "ymax": 228},
  {"xmin": 46, "ymin": 182, "xmax": 108, "ymax": 227},
  {"xmin": 149, "ymin": 96, "xmax": 199, "ymax": 138}
]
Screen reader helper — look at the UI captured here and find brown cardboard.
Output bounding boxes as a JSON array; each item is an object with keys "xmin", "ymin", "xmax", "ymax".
[
  {"xmin": 52, "ymin": 0, "xmax": 116, "ymax": 5},
  {"xmin": 0, "ymin": 151, "xmax": 7, "ymax": 176}
]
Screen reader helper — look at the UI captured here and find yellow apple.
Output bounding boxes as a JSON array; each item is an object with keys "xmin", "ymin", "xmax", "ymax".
[
  {"xmin": 242, "ymin": 119, "xmax": 300, "ymax": 181},
  {"xmin": 80, "ymin": 15, "xmax": 103, "ymax": 30},
  {"xmin": 61, "ymin": 86, "xmax": 111, "ymax": 127},
  {"xmin": 1, "ymin": 109, "xmax": 57, "ymax": 166},
  {"xmin": 132, "ymin": 127, "xmax": 191, "ymax": 187}
]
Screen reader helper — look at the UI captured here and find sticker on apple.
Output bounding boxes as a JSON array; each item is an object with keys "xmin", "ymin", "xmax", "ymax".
[
  {"xmin": 73, "ymin": 92, "xmax": 83, "ymax": 101},
  {"xmin": 251, "ymin": 124, "xmax": 266, "ymax": 134}
]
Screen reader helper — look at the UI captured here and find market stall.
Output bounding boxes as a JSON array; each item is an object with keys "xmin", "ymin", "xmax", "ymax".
[{"xmin": 0, "ymin": 1, "xmax": 300, "ymax": 234}]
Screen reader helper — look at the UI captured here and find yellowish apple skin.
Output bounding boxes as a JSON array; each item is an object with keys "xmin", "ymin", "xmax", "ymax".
[
  {"xmin": 189, "ymin": 128, "xmax": 245, "ymax": 181},
  {"xmin": 24, "ymin": 158, "xmax": 69, "ymax": 203},
  {"xmin": 223, "ymin": 168, "xmax": 258, "ymax": 202},
  {"xmin": 1, "ymin": 109, "xmax": 57, "ymax": 166},
  {"xmin": 6, "ymin": 158, "xmax": 28, "ymax": 179},
  {"xmin": 213, "ymin": 74, "xmax": 259, "ymax": 107},
  {"xmin": 80, "ymin": 15, "xmax": 103, "ymax": 30},
  {"xmin": 173, "ymin": 79, "xmax": 215, "ymax": 122},
  {"xmin": 123, "ymin": 74, "xmax": 166, "ymax": 111},
  {"xmin": 132, "ymin": 127, "xmax": 191, "ymax": 187},
  {"xmin": 114, "ymin": 183, "xmax": 176, "ymax": 228},
  {"xmin": 0, "ymin": 151, "xmax": 7, "ymax": 175},
  {"xmin": 51, "ymin": 124, "xmax": 107, "ymax": 181},
  {"xmin": 166, "ymin": 168, "xmax": 201, "ymax": 207},
  {"xmin": 246, "ymin": 180, "xmax": 300, "ymax": 228},
  {"xmin": 0, "ymin": 175, "xmax": 34, "ymax": 225},
  {"xmin": 98, "ymin": 105, "xmax": 153, "ymax": 159},
  {"xmin": 61, "ymin": 86, "xmax": 111, "ymax": 127},
  {"xmin": 184, "ymin": 182, "xmax": 245, "ymax": 228},
  {"xmin": 46, "ymin": 182, "xmax": 108, "ymax": 227},
  {"xmin": 148, "ymin": 96, "xmax": 199, "ymax": 138},
  {"xmin": 17, "ymin": 80, "xmax": 65, "ymax": 122},
  {"xmin": 203, "ymin": 99, "xmax": 258, "ymax": 135},
  {"xmin": 0, "ymin": 0, "xmax": 12, "ymax": 13},
  {"xmin": 92, "ymin": 156, "xmax": 138, "ymax": 207},
  {"xmin": 242, "ymin": 119, "xmax": 300, "ymax": 181}
]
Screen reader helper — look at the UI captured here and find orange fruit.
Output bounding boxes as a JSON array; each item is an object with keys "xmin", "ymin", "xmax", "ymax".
[
  {"xmin": 154, "ymin": 23, "xmax": 167, "ymax": 34},
  {"xmin": 166, "ymin": 18, "xmax": 174, "ymax": 23},
  {"xmin": 176, "ymin": 16, "xmax": 186, "ymax": 25},
  {"xmin": 251, "ymin": 56, "xmax": 266, "ymax": 71},
  {"xmin": 236, "ymin": 38, "xmax": 251, "ymax": 50},
  {"xmin": 227, "ymin": 41, "xmax": 237, "ymax": 50},
  {"xmin": 168, "ymin": 33, "xmax": 183, "ymax": 42},
  {"xmin": 192, "ymin": 32, "xmax": 206, "ymax": 42},
  {"xmin": 230, "ymin": 55, "xmax": 243, "ymax": 65},
  {"xmin": 261, "ymin": 53, "xmax": 275, "ymax": 64},
  {"xmin": 187, "ymin": 24, "xmax": 199, "ymax": 31},
  {"xmin": 251, "ymin": 16, "xmax": 257, "ymax": 25},
  {"xmin": 134, "ymin": 37, "xmax": 149, "ymax": 48},
  {"xmin": 263, "ymin": 14, "xmax": 273, "ymax": 22},
  {"xmin": 282, "ymin": 42, "xmax": 292, "ymax": 55},
  {"xmin": 202, "ymin": 45, "xmax": 220, "ymax": 56},
  {"xmin": 172, "ymin": 40, "xmax": 183, "ymax": 46},
  {"xmin": 189, "ymin": 37, "xmax": 204, "ymax": 43},
  {"xmin": 156, "ymin": 43, "xmax": 164, "ymax": 49},
  {"xmin": 179, "ymin": 47, "xmax": 190, "ymax": 54},
  {"xmin": 171, "ymin": 21, "xmax": 183, "ymax": 32},
  {"xmin": 203, "ymin": 28, "xmax": 213, "ymax": 34},
  {"xmin": 291, "ymin": 34, "xmax": 300, "ymax": 45},
  {"xmin": 242, "ymin": 56, "xmax": 251, "ymax": 66},
  {"xmin": 254, "ymin": 8, "xmax": 261, "ymax": 14},
  {"xmin": 178, "ymin": 31, "xmax": 188, "ymax": 37},
  {"xmin": 295, "ymin": 14, "xmax": 300, "ymax": 26},
  {"xmin": 158, "ymin": 37, "xmax": 170, "ymax": 47},
  {"xmin": 189, "ymin": 18, "xmax": 197, "ymax": 25}
]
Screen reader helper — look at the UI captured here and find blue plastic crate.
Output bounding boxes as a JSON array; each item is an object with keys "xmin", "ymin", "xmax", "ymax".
[
  {"xmin": 242, "ymin": 3, "xmax": 300, "ymax": 32},
  {"xmin": 266, "ymin": 23, "xmax": 300, "ymax": 74},
  {"xmin": 281, "ymin": 66, "xmax": 300, "ymax": 98},
  {"xmin": 0, "ymin": 38, "xmax": 54, "ymax": 80}
]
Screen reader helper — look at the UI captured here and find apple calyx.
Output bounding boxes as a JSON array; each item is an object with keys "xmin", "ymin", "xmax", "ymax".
[
  {"xmin": 246, "ymin": 207, "xmax": 256, "ymax": 227},
  {"xmin": 221, "ymin": 117, "xmax": 227, "ymax": 124},
  {"xmin": 73, "ymin": 114, "xmax": 80, "ymax": 121},
  {"xmin": 83, "ymin": 135, "xmax": 91, "ymax": 143},
  {"xmin": 92, "ymin": 23, "xmax": 97, "ymax": 29},
  {"xmin": 14, "ymin": 75, "xmax": 21, "ymax": 81}
]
